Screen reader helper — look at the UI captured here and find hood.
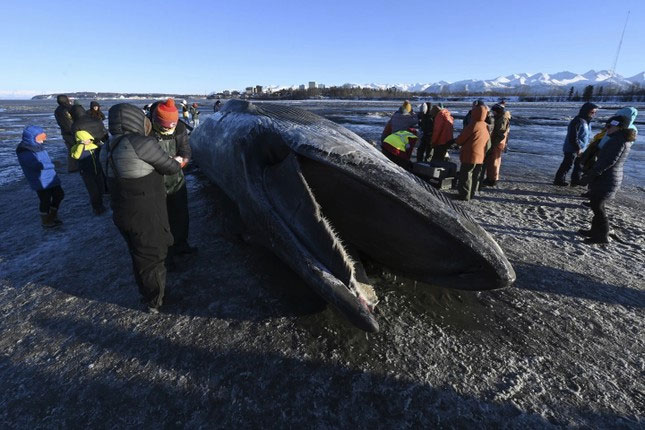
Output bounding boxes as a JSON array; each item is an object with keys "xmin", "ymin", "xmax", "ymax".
[
  {"xmin": 578, "ymin": 102, "xmax": 599, "ymax": 119},
  {"xmin": 472, "ymin": 104, "xmax": 488, "ymax": 122},
  {"xmin": 90, "ymin": 101, "xmax": 101, "ymax": 109},
  {"xmin": 56, "ymin": 94, "xmax": 70, "ymax": 107},
  {"xmin": 615, "ymin": 107, "xmax": 638, "ymax": 131},
  {"xmin": 71, "ymin": 105, "xmax": 86, "ymax": 121},
  {"xmin": 18, "ymin": 125, "xmax": 45, "ymax": 152},
  {"xmin": 108, "ymin": 103, "xmax": 148, "ymax": 136}
]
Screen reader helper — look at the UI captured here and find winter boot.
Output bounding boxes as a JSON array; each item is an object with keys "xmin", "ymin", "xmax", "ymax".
[
  {"xmin": 49, "ymin": 207, "xmax": 63, "ymax": 225},
  {"xmin": 40, "ymin": 212, "xmax": 58, "ymax": 228}
]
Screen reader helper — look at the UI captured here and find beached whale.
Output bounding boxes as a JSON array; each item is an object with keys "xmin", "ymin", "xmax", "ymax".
[{"xmin": 190, "ymin": 101, "xmax": 515, "ymax": 332}]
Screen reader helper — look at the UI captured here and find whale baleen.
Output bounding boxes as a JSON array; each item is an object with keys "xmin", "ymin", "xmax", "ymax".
[{"xmin": 190, "ymin": 101, "xmax": 516, "ymax": 332}]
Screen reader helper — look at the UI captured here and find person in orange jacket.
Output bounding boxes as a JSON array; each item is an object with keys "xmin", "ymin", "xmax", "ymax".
[
  {"xmin": 429, "ymin": 105, "xmax": 454, "ymax": 162},
  {"xmin": 482, "ymin": 103, "xmax": 511, "ymax": 186},
  {"xmin": 454, "ymin": 104, "xmax": 490, "ymax": 200}
]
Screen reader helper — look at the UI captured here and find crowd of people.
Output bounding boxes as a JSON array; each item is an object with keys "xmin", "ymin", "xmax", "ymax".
[
  {"xmin": 380, "ymin": 99, "xmax": 638, "ymax": 245},
  {"xmin": 17, "ymin": 95, "xmax": 199, "ymax": 313},
  {"xmin": 381, "ymin": 99, "xmax": 511, "ymax": 201},
  {"xmin": 14, "ymin": 96, "xmax": 639, "ymax": 313}
]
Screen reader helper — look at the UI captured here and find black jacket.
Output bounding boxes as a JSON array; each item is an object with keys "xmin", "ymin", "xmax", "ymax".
[
  {"xmin": 100, "ymin": 103, "xmax": 181, "ymax": 181},
  {"xmin": 55, "ymin": 104, "xmax": 74, "ymax": 136},
  {"xmin": 71, "ymin": 106, "xmax": 109, "ymax": 144}
]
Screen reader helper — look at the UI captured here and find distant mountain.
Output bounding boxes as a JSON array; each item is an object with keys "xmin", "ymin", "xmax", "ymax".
[{"xmin": 349, "ymin": 70, "xmax": 644, "ymax": 95}]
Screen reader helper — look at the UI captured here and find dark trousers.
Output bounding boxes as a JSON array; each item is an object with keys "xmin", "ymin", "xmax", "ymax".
[
  {"xmin": 382, "ymin": 149, "xmax": 412, "ymax": 171},
  {"xmin": 555, "ymin": 152, "xmax": 582, "ymax": 184},
  {"xmin": 36, "ymin": 185, "xmax": 65, "ymax": 213},
  {"xmin": 430, "ymin": 145, "xmax": 449, "ymax": 162},
  {"xmin": 416, "ymin": 134, "xmax": 432, "ymax": 162},
  {"xmin": 111, "ymin": 174, "xmax": 173, "ymax": 307},
  {"xmin": 62, "ymin": 134, "xmax": 79, "ymax": 172},
  {"xmin": 458, "ymin": 163, "xmax": 483, "ymax": 200},
  {"xmin": 167, "ymin": 183, "xmax": 190, "ymax": 256},
  {"xmin": 589, "ymin": 196, "xmax": 609, "ymax": 240},
  {"xmin": 80, "ymin": 162, "xmax": 106, "ymax": 211}
]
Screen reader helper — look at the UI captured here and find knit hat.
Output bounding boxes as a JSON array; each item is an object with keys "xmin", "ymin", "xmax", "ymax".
[
  {"xmin": 402, "ymin": 101, "xmax": 412, "ymax": 113},
  {"xmin": 607, "ymin": 115, "xmax": 627, "ymax": 128},
  {"xmin": 155, "ymin": 98, "xmax": 179, "ymax": 128},
  {"xmin": 75, "ymin": 130, "xmax": 94, "ymax": 143},
  {"xmin": 35, "ymin": 132, "xmax": 47, "ymax": 143}
]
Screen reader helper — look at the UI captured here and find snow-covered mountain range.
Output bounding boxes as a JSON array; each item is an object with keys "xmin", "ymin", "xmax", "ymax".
[{"xmin": 344, "ymin": 70, "xmax": 644, "ymax": 94}]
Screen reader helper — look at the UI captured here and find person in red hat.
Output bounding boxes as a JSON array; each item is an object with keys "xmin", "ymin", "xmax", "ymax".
[
  {"xmin": 189, "ymin": 102, "xmax": 200, "ymax": 127},
  {"xmin": 149, "ymin": 98, "xmax": 197, "ymax": 269}
]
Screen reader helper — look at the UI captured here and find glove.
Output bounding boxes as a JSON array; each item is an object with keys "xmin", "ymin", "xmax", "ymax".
[{"xmin": 579, "ymin": 172, "xmax": 596, "ymax": 186}]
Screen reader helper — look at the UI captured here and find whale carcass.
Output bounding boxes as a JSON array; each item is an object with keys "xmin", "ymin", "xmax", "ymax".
[{"xmin": 190, "ymin": 101, "xmax": 515, "ymax": 332}]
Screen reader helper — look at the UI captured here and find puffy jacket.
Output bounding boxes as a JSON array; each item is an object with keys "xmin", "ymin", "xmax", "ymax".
[
  {"xmin": 455, "ymin": 105, "xmax": 490, "ymax": 164},
  {"xmin": 563, "ymin": 102, "xmax": 598, "ymax": 153},
  {"xmin": 55, "ymin": 102, "xmax": 74, "ymax": 137},
  {"xmin": 431, "ymin": 108, "xmax": 454, "ymax": 147},
  {"xmin": 390, "ymin": 108, "xmax": 418, "ymax": 133},
  {"xmin": 588, "ymin": 128, "xmax": 635, "ymax": 200},
  {"xmin": 16, "ymin": 125, "xmax": 61, "ymax": 191},
  {"xmin": 100, "ymin": 103, "xmax": 181, "ymax": 180},
  {"xmin": 71, "ymin": 106, "xmax": 109, "ymax": 144}
]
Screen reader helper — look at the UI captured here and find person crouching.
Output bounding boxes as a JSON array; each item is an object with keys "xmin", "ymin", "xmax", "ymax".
[
  {"xmin": 16, "ymin": 126, "xmax": 64, "ymax": 227},
  {"xmin": 578, "ymin": 115, "xmax": 636, "ymax": 244},
  {"xmin": 100, "ymin": 103, "xmax": 183, "ymax": 313}
]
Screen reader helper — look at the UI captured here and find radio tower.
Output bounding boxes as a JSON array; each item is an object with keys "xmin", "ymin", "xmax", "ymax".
[{"xmin": 610, "ymin": 11, "xmax": 630, "ymax": 78}]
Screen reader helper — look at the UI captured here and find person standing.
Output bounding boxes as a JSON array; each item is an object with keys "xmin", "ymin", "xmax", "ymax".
[
  {"xmin": 149, "ymin": 99, "xmax": 197, "ymax": 269},
  {"xmin": 54, "ymin": 94, "xmax": 78, "ymax": 172},
  {"xmin": 453, "ymin": 104, "xmax": 490, "ymax": 201},
  {"xmin": 482, "ymin": 103, "xmax": 511, "ymax": 186},
  {"xmin": 100, "ymin": 103, "xmax": 182, "ymax": 312},
  {"xmin": 578, "ymin": 115, "xmax": 635, "ymax": 244},
  {"xmin": 554, "ymin": 102, "xmax": 598, "ymax": 186},
  {"xmin": 213, "ymin": 100, "xmax": 221, "ymax": 112},
  {"xmin": 71, "ymin": 130, "xmax": 107, "ymax": 215},
  {"xmin": 88, "ymin": 100, "xmax": 106, "ymax": 121},
  {"xmin": 16, "ymin": 126, "xmax": 65, "ymax": 227},
  {"xmin": 189, "ymin": 102, "xmax": 200, "ymax": 127},
  {"xmin": 180, "ymin": 100, "xmax": 190, "ymax": 123},
  {"xmin": 429, "ymin": 105, "xmax": 454, "ymax": 162},
  {"xmin": 416, "ymin": 102, "xmax": 433, "ymax": 162}
]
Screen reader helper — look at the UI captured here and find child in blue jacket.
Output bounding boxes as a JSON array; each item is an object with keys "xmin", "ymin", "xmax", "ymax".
[{"xmin": 16, "ymin": 125, "xmax": 65, "ymax": 227}]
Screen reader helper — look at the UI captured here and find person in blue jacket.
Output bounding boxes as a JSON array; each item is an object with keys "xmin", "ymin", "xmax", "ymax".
[
  {"xmin": 16, "ymin": 125, "xmax": 65, "ymax": 227},
  {"xmin": 554, "ymin": 102, "xmax": 599, "ymax": 186}
]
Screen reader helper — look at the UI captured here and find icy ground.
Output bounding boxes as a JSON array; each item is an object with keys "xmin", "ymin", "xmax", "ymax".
[{"xmin": 0, "ymin": 144, "xmax": 643, "ymax": 428}]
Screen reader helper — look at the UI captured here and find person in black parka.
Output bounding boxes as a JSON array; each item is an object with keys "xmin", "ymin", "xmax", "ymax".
[
  {"xmin": 71, "ymin": 105, "xmax": 110, "ymax": 214},
  {"xmin": 54, "ymin": 94, "xmax": 78, "ymax": 172},
  {"xmin": 100, "ymin": 103, "xmax": 182, "ymax": 312},
  {"xmin": 88, "ymin": 100, "xmax": 106, "ymax": 121},
  {"xmin": 578, "ymin": 115, "xmax": 636, "ymax": 244}
]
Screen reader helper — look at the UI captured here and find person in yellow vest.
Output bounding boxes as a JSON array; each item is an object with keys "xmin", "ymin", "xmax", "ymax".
[
  {"xmin": 71, "ymin": 130, "xmax": 107, "ymax": 214},
  {"xmin": 380, "ymin": 101, "xmax": 419, "ymax": 170}
]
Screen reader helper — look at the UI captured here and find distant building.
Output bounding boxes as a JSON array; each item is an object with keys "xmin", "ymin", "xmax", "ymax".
[
  {"xmin": 245, "ymin": 87, "xmax": 254, "ymax": 95},
  {"xmin": 319, "ymin": 84, "xmax": 325, "ymax": 89},
  {"xmin": 255, "ymin": 85, "xmax": 263, "ymax": 94},
  {"xmin": 308, "ymin": 81, "xmax": 317, "ymax": 89},
  {"xmin": 222, "ymin": 90, "xmax": 231, "ymax": 97},
  {"xmin": 299, "ymin": 84, "xmax": 306, "ymax": 90}
]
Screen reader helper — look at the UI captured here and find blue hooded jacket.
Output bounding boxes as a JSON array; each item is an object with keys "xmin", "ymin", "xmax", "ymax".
[
  {"xmin": 562, "ymin": 102, "xmax": 598, "ymax": 153},
  {"xmin": 16, "ymin": 125, "xmax": 61, "ymax": 191}
]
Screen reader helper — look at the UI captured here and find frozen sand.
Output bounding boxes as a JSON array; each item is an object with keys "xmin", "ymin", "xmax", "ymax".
[{"xmin": 0, "ymin": 139, "xmax": 643, "ymax": 428}]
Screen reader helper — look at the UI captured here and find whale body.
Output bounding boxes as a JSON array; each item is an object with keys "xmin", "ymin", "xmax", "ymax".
[{"xmin": 190, "ymin": 101, "xmax": 515, "ymax": 332}]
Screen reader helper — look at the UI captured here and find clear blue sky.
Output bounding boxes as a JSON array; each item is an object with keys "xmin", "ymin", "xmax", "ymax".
[{"xmin": 1, "ymin": 0, "xmax": 644, "ymax": 97}]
